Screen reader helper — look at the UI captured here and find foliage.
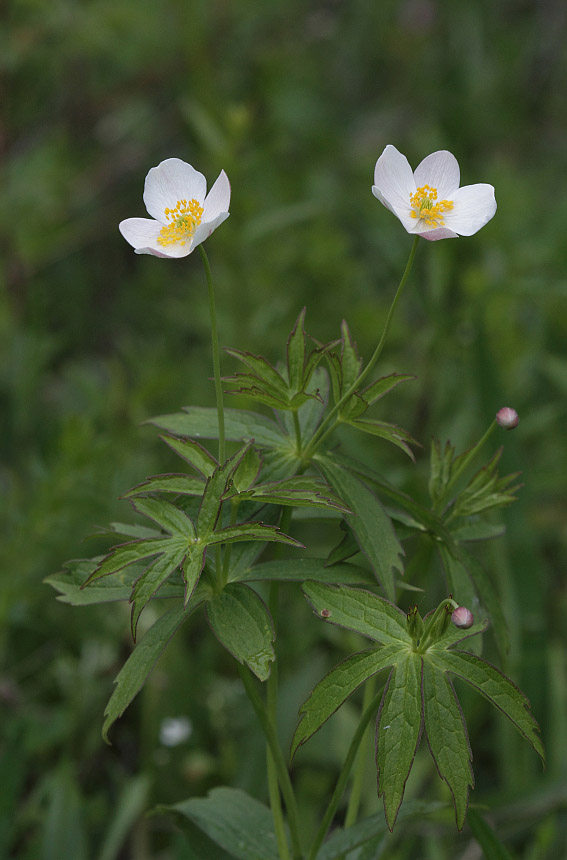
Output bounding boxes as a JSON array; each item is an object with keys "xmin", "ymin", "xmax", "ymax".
[{"xmin": 2, "ymin": 1, "xmax": 566, "ymax": 858}]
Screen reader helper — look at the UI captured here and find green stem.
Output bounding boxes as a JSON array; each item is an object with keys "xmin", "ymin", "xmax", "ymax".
[
  {"xmin": 199, "ymin": 244, "xmax": 225, "ymax": 462},
  {"xmin": 292, "ymin": 410, "xmax": 302, "ymax": 456},
  {"xmin": 434, "ymin": 419, "xmax": 498, "ymax": 515},
  {"xmin": 302, "ymin": 236, "xmax": 419, "ymax": 462},
  {"xmin": 238, "ymin": 664, "xmax": 303, "ymax": 859},
  {"xmin": 343, "ymin": 676, "xmax": 376, "ymax": 828},
  {"xmin": 266, "ymin": 581, "xmax": 290, "ymax": 860},
  {"xmin": 307, "ymin": 683, "xmax": 385, "ymax": 860}
]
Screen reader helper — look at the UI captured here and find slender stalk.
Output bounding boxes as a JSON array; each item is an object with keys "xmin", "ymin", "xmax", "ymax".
[
  {"xmin": 199, "ymin": 244, "xmax": 225, "ymax": 462},
  {"xmin": 238, "ymin": 664, "xmax": 303, "ymax": 859},
  {"xmin": 292, "ymin": 410, "xmax": 302, "ymax": 455},
  {"xmin": 306, "ymin": 684, "xmax": 385, "ymax": 860},
  {"xmin": 302, "ymin": 236, "xmax": 420, "ymax": 462},
  {"xmin": 434, "ymin": 419, "xmax": 497, "ymax": 515},
  {"xmin": 343, "ymin": 676, "xmax": 376, "ymax": 828},
  {"xmin": 266, "ymin": 581, "xmax": 291, "ymax": 860}
]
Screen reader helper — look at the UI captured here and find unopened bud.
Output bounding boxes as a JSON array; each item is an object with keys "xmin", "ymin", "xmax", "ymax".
[
  {"xmin": 496, "ymin": 407, "xmax": 519, "ymax": 430},
  {"xmin": 452, "ymin": 606, "xmax": 474, "ymax": 629}
]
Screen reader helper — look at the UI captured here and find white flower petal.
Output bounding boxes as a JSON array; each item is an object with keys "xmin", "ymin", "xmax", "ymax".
[
  {"xmin": 202, "ymin": 170, "xmax": 231, "ymax": 222},
  {"xmin": 373, "ymin": 145, "xmax": 416, "ymax": 214},
  {"xmin": 414, "ymin": 150, "xmax": 460, "ymax": 198},
  {"xmin": 119, "ymin": 217, "xmax": 192, "ymax": 258},
  {"xmin": 443, "ymin": 183, "xmax": 497, "ymax": 236},
  {"xmin": 191, "ymin": 211, "xmax": 230, "ymax": 250},
  {"xmin": 143, "ymin": 158, "xmax": 207, "ymax": 223},
  {"xmin": 417, "ymin": 227, "xmax": 459, "ymax": 241}
]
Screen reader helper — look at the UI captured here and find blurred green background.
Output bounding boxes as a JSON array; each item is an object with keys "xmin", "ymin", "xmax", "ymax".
[{"xmin": 1, "ymin": 0, "xmax": 566, "ymax": 857}]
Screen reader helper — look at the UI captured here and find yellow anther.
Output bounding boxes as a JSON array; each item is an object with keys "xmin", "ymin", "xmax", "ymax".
[
  {"xmin": 157, "ymin": 198, "xmax": 204, "ymax": 247},
  {"xmin": 409, "ymin": 185, "xmax": 453, "ymax": 227}
]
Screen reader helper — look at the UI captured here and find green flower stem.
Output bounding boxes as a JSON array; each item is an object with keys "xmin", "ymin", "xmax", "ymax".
[
  {"xmin": 221, "ymin": 498, "xmax": 240, "ymax": 584},
  {"xmin": 237, "ymin": 663, "xmax": 303, "ymax": 860},
  {"xmin": 302, "ymin": 236, "xmax": 420, "ymax": 462},
  {"xmin": 343, "ymin": 676, "xmax": 376, "ymax": 829},
  {"xmin": 293, "ymin": 410, "xmax": 302, "ymax": 456},
  {"xmin": 266, "ymin": 581, "xmax": 291, "ymax": 860},
  {"xmin": 306, "ymin": 683, "xmax": 385, "ymax": 860},
  {"xmin": 434, "ymin": 419, "xmax": 498, "ymax": 514},
  {"xmin": 198, "ymin": 244, "xmax": 225, "ymax": 463}
]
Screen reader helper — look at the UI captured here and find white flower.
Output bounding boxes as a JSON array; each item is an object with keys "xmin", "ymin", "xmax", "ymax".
[
  {"xmin": 119, "ymin": 158, "xmax": 230, "ymax": 258},
  {"xmin": 372, "ymin": 145, "xmax": 496, "ymax": 241}
]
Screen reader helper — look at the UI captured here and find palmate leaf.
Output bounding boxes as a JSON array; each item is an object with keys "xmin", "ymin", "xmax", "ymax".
[
  {"xmin": 316, "ymin": 457, "xmax": 404, "ymax": 600},
  {"xmin": 358, "ymin": 373, "xmax": 414, "ymax": 407},
  {"xmin": 291, "ymin": 645, "xmax": 400, "ymax": 759},
  {"xmin": 225, "ymin": 474, "xmax": 350, "ymax": 513},
  {"xmin": 376, "ymin": 654, "xmax": 423, "ymax": 829},
  {"xmin": 205, "ymin": 583, "xmax": 275, "ymax": 681},
  {"xmin": 297, "ymin": 582, "xmax": 542, "ymax": 830}
]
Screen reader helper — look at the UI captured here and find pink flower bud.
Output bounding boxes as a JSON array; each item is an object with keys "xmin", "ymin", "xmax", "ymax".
[
  {"xmin": 496, "ymin": 407, "xmax": 519, "ymax": 429},
  {"xmin": 451, "ymin": 606, "xmax": 474, "ymax": 629}
]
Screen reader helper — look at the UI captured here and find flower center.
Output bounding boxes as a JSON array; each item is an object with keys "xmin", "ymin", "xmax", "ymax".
[
  {"xmin": 409, "ymin": 185, "xmax": 453, "ymax": 228},
  {"xmin": 157, "ymin": 199, "xmax": 204, "ymax": 247}
]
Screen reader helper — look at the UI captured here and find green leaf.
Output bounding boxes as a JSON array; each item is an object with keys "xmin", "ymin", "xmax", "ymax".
[
  {"xmin": 182, "ymin": 544, "xmax": 207, "ymax": 606},
  {"xmin": 231, "ymin": 558, "xmax": 375, "ymax": 586},
  {"xmin": 302, "ymin": 583, "xmax": 410, "ymax": 646},
  {"xmin": 103, "ymin": 603, "xmax": 196, "ymax": 742},
  {"xmin": 429, "ymin": 439, "xmax": 455, "ymax": 504},
  {"xmin": 86, "ymin": 539, "xmax": 168, "ymax": 584},
  {"xmin": 207, "ymin": 522, "xmax": 303, "ymax": 548},
  {"xmin": 197, "ymin": 449, "xmax": 246, "ymax": 537},
  {"xmin": 161, "ymin": 787, "xmax": 280, "ymax": 860},
  {"xmin": 132, "ymin": 496, "xmax": 196, "ymax": 537},
  {"xmin": 122, "ymin": 474, "xmax": 205, "ymax": 498},
  {"xmin": 359, "ymin": 373, "xmax": 414, "ymax": 407},
  {"xmin": 104, "ymin": 522, "xmax": 161, "ymax": 539},
  {"xmin": 432, "ymin": 650, "xmax": 544, "ymax": 762},
  {"xmin": 150, "ymin": 406, "xmax": 286, "ymax": 449},
  {"xmin": 233, "ymin": 475, "xmax": 349, "ymax": 512},
  {"xmin": 335, "ymin": 452, "xmax": 457, "ymax": 549},
  {"xmin": 130, "ymin": 548, "xmax": 187, "ymax": 638},
  {"xmin": 291, "ymin": 646, "xmax": 400, "ymax": 759},
  {"xmin": 326, "ymin": 522, "xmax": 360, "ymax": 565},
  {"xmin": 317, "ymin": 801, "xmax": 446, "ymax": 860},
  {"xmin": 422, "ymin": 658, "xmax": 473, "ymax": 830},
  {"xmin": 347, "ymin": 419, "xmax": 417, "ymax": 460},
  {"xmin": 316, "ymin": 458, "xmax": 404, "ymax": 600},
  {"xmin": 286, "ymin": 307, "xmax": 306, "ymax": 392},
  {"xmin": 376, "ymin": 653, "xmax": 423, "ymax": 830},
  {"xmin": 46, "ymin": 559, "xmax": 184, "ymax": 606},
  {"xmin": 230, "ymin": 446, "xmax": 262, "ymax": 492},
  {"xmin": 206, "ymin": 584, "xmax": 275, "ymax": 681},
  {"xmin": 224, "ymin": 347, "xmax": 289, "ymax": 395},
  {"xmin": 340, "ymin": 320, "xmax": 363, "ymax": 391},
  {"xmin": 466, "ymin": 808, "xmax": 516, "ymax": 860},
  {"xmin": 457, "ymin": 548, "xmax": 510, "ymax": 657},
  {"xmin": 161, "ymin": 435, "xmax": 218, "ymax": 477}
]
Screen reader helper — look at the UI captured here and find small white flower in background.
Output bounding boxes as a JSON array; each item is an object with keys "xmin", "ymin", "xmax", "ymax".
[
  {"xmin": 159, "ymin": 716, "xmax": 193, "ymax": 747},
  {"xmin": 119, "ymin": 158, "xmax": 230, "ymax": 258},
  {"xmin": 372, "ymin": 145, "xmax": 496, "ymax": 241}
]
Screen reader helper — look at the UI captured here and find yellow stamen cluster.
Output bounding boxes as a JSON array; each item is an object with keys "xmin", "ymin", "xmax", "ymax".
[
  {"xmin": 409, "ymin": 185, "xmax": 453, "ymax": 227},
  {"xmin": 157, "ymin": 199, "xmax": 204, "ymax": 247}
]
